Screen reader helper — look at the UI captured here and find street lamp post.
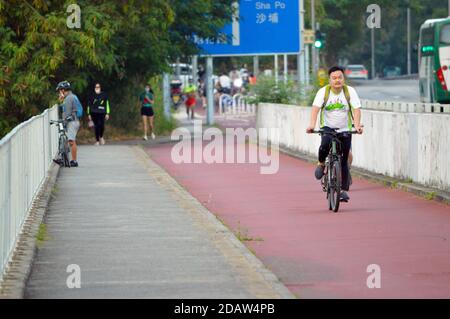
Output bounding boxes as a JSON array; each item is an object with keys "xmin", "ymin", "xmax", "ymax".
[
  {"xmin": 311, "ymin": 0, "xmax": 316, "ymax": 74},
  {"xmin": 371, "ymin": 27, "xmax": 375, "ymax": 79},
  {"xmin": 407, "ymin": 7, "xmax": 411, "ymax": 75}
]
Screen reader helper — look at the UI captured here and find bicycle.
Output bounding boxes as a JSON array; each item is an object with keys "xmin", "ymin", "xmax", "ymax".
[
  {"xmin": 50, "ymin": 116, "xmax": 72, "ymax": 168},
  {"xmin": 312, "ymin": 128, "xmax": 360, "ymax": 212}
]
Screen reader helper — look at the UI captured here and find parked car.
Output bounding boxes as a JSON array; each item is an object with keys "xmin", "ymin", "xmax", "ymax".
[
  {"xmin": 383, "ymin": 66, "xmax": 401, "ymax": 78},
  {"xmin": 345, "ymin": 64, "xmax": 369, "ymax": 80}
]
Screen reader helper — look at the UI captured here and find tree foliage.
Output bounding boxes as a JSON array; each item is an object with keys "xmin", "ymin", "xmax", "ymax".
[
  {"xmin": 306, "ymin": 0, "xmax": 448, "ymax": 76},
  {"xmin": 0, "ymin": 0, "xmax": 234, "ymax": 137}
]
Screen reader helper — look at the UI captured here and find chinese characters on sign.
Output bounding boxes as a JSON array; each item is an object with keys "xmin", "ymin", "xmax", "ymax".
[
  {"xmin": 197, "ymin": 0, "xmax": 300, "ymax": 56},
  {"xmin": 255, "ymin": 1, "xmax": 285, "ymax": 24}
]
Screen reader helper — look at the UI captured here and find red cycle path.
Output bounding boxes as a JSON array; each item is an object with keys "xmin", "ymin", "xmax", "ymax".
[{"xmin": 146, "ymin": 130, "xmax": 450, "ymax": 298}]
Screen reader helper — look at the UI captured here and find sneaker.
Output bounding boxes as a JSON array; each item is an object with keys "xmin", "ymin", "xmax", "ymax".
[
  {"xmin": 143, "ymin": 135, "xmax": 148, "ymax": 141},
  {"xmin": 151, "ymin": 133, "xmax": 156, "ymax": 140},
  {"xmin": 100, "ymin": 137, "xmax": 105, "ymax": 145},
  {"xmin": 70, "ymin": 160, "xmax": 79, "ymax": 167},
  {"xmin": 314, "ymin": 163, "xmax": 325, "ymax": 180},
  {"xmin": 94, "ymin": 141, "xmax": 100, "ymax": 146},
  {"xmin": 340, "ymin": 191, "xmax": 350, "ymax": 202}
]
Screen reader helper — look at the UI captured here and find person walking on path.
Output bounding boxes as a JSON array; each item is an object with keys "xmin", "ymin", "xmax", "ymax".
[
  {"xmin": 183, "ymin": 78, "xmax": 197, "ymax": 119},
  {"xmin": 87, "ymin": 82, "xmax": 110, "ymax": 145},
  {"xmin": 139, "ymin": 83, "xmax": 155, "ymax": 140}
]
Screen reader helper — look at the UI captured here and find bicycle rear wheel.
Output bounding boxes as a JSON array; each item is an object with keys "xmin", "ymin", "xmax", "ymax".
[
  {"xmin": 60, "ymin": 135, "xmax": 70, "ymax": 167},
  {"xmin": 328, "ymin": 160, "xmax": 341, "ymax": 212}
]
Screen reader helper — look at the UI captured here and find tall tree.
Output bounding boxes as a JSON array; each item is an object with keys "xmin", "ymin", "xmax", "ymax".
[{"xmin": 0, "ymin": 0, "xmax": 234, "ymax": 137}]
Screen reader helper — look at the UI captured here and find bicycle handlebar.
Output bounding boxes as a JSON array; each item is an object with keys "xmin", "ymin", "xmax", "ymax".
[
  {"xmin": 311, "ymin": 126, "xmax": 364, "ymax": 135},
  {"xmin": 49, "ymin": 116, "xmax": 73, "ymax": 125},
  {"xmin": 310, "ymin": 124, "xmax": 364, "ymax": 135}
]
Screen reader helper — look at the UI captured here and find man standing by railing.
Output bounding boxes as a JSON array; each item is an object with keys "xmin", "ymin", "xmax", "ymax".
[{"xmin": 56, "ymin": 81, "xmax": 80, "ymax": 167}]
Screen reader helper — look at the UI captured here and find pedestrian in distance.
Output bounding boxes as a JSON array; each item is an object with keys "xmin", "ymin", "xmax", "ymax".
[
  {"xmin": 87, "ymin": 82, "xmax": 110, "ymax": 146},
  {"xmin": 183, "ymin": 78, "xmax": 197, "ymax": 120},
  {"xmin": 139, "ymin": 83, "xmax": 156, "ymax": 140}
]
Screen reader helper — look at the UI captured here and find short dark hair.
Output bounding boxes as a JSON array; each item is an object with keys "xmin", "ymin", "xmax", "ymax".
[{"xmin": 328, "ymin": 66, "xmax": 345, "ymax": 76}]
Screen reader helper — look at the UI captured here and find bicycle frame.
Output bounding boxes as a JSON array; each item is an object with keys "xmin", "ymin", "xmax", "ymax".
[
  {"xmin": 50, "ymin": 118, "xmax": 71, "ymax": 167},
  {"xmin": 313, "ymin": 128, "xmax": 359, "ymax": 212}
]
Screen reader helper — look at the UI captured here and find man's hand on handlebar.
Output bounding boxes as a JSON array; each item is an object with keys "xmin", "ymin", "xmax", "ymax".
[
  {"xmin": 306, "ymin": 126, "xmax": 315, "ymax": 134},
  {"xmin": 354, "ymin": 124, "xmax": 364, "ymax": 134}
]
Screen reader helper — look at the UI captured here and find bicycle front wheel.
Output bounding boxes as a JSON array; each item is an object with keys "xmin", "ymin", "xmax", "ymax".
[{"xmin": 328, "ymin": 160, "xmax": 341, "ymax": 212}]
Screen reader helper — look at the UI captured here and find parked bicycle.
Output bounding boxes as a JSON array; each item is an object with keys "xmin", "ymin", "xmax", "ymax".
[
  {"xmin": 312, "ymin": 128, "xmax": 361, "ymax": 212},
  {"xmin": 50, "ymin": 116, "xmax": 72, "ymax": 167}
]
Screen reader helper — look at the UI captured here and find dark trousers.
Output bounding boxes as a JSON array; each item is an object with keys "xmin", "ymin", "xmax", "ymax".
[
  {"xmin": 318, "ymin": 127, "xmax": 352, "ymax": 191},
  {"xmin": 91, "ymin": 113, "xmax": 105, "ymax": 141}
]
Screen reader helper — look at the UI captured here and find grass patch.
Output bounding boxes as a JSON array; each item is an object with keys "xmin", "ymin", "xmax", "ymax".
[
  {"xmin": 425, "ymin": 191, "xmax": 436, "ymax": 201},
  {"xmin": 51, "ymin": 186, "xmax": 58, "ymax": 195},
  {"xmin": 36, "ymin": 223, "xmax": 51, "ymax": 248},
  {"xmin": 405, "ymin": 178, "xmax": 414, "ymax": 183},
  {"xmin": 235, "ymin": 221, "xmax": 263, "ymax": 243}
]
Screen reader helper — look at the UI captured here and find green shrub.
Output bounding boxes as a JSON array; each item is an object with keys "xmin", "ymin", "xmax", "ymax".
[
  {"xmin": 108, "ymin": 75, "xmax": 177, "ymax": 136},
  {"xmin": 246, "ymin": 76, "xmax": 301, "ymax": 105}
]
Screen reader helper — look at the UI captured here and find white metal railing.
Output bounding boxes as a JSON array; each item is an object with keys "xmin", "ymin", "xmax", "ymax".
[
  {"xmin": 361, "ymin": 99, "xmax": 450, "ymax": 113},
  {"xmin": 0, "ymin": 105, "xmax": 59, "ymax": 279},
  {"xmin": 219, "ymin": 94, "xmax": 233, "ymax": 115},
  {"xmin": 220, "ymin": 93, "xmax": 256, "ymax": 115}
]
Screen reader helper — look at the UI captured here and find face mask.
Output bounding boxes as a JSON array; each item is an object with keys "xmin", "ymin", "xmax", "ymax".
[
  {"xmin": 95, "ymin": 88, "xmax": 101, "ymax": 94},
  {"xmin": 145, "ymin": 88, "xmax": 150, "ymax": 93}
]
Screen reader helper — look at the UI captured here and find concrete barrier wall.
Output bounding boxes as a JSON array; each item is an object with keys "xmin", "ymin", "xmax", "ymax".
[
  {"xmin": 361, "ymin": 99, "xmax": 450, "ymax": 113},
  {"xmin": 256, "ymin": 103, "xmax": 450, "ymax": 192}
]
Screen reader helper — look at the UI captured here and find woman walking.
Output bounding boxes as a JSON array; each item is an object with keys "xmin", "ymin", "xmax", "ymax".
[
  {"xmin": 139, "ymin": 83, "xmax": 155, "ymax": 140},
  {"xmin": 87, "ymin": 83, "xmax": 110, "ymax": 145}
]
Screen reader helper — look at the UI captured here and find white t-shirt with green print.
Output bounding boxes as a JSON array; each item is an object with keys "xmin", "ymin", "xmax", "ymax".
[{"xmin": 312, "ymin": 85, "xmax": 362, "ymax": 132}]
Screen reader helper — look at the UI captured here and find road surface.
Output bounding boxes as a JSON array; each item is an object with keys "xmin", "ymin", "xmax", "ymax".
[
  {"xmin": 145, "ymin": 117, "xmax": 450, "ymax": 298},
  {"xmin": 351, "ymin": 79, "xmax": 420, "ymax": 102}
]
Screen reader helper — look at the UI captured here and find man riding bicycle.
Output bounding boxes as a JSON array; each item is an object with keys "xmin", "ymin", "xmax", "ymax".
[{"xmin": 306, "ymin": 66, "xmax": 363, "ymax": 202}]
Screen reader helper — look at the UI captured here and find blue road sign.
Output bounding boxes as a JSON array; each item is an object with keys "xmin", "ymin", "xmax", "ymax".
[{"xmin": 196, "ymin": 0, "xmax": 300, "ymax": 56}]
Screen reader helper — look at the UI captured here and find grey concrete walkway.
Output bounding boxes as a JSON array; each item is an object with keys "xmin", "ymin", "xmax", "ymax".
[{"xmin": 25, "ymin": 145, "xmax": 292, "ymax": 298}]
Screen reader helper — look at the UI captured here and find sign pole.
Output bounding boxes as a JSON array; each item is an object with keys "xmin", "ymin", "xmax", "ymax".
[
  {"xmin": 407, "ymin": 7, "xmax": 411, "ymax": 75},
  {"xmin": 311, "ymin": 0, "xmax": 316, "ymax": 74},
  {"xmin": 206, "ymin": 56, "xmax": 214, "ymax": 125},
  {"xmin": 192, "ymin": 55, "xmax": 198, "ymax": 85},
  {"xmin": 163, "ymin": 73, "xmax": 170, "ymax": 119},
  {"xmin": 284, "ymin": 54, "xmax": 288, "ymax": 84},
  {"xmin": 298, "ymin": 0, "xmax": 306, "ymax": 96},
  {"xmin": 305, "ymin": 44, "xmax": 310, "ymax": 85},
  {"xmin": 371, "ymin": 27, "xmax": 375, "ymax": 79},
  {"xmin": 254, "ymin": 56, "xmax": 259, "ymax": 77},
  {"xmin": 274, "ymin": 54, "xmax": 279, "ymax": 83}
]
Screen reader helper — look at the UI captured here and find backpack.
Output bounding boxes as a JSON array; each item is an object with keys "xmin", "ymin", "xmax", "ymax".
[
  {"xmin": 73, "ymin": 95, "xmax": 84, "ymax": 118},
  {"xmin": 320, "ymin": 84, "xmax": 354, "ymax": 130}
]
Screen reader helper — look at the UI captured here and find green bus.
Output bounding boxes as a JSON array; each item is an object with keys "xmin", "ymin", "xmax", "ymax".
[{"xmin": 419, "ymin": 18, "xmax": 450, "ymax": 104}]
